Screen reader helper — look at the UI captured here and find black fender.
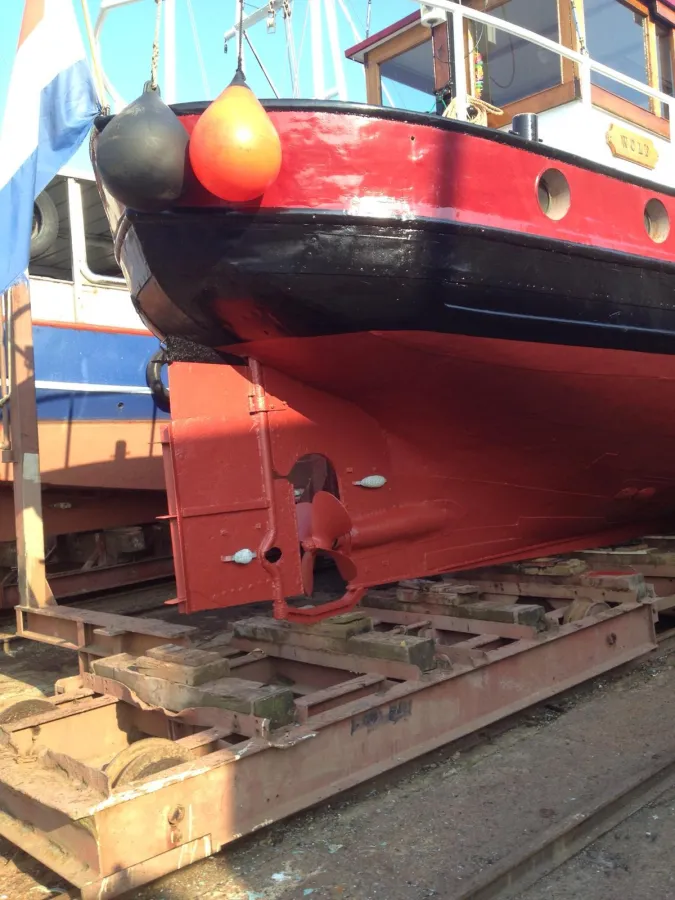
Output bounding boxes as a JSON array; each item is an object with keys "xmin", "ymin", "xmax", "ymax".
[{"xmin": 146, "ymin": 348, "xmax": 170, "ymax": 413}]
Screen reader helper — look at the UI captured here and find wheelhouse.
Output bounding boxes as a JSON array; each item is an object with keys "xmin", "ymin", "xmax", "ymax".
[{"xmin": 346, "ymin": 0, "xmax": 675, "ymax": 183}]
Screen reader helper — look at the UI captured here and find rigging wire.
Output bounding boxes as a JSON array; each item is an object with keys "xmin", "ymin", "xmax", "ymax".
[
  {"xmin": 337, "ymin": 0, "xmax": 365, "ymax": 40},
  {"xmin": 283, "ymin": 0, "xmax": 300, "ymax": 97},
  {"xmin": 293, "ymin": 0, "xmax": 312, "ymax": 90},
  {"xmin": 570, "ymin": 0, "xmax": 587, "ymax": 54},
  {"xmin": 244, "ymin": 31, "xmax": 280, "ymax": 95},
  {"xmin": 344, "ymin": 0, "xmax": 366, "ymax": 31},
  {"xmin": 186, "ymin": 0, "xmax": 212, "ymax": 98}
]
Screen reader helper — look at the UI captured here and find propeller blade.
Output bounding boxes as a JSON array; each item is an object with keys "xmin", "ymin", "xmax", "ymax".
[
  {"xmin": 311, "ymin": 491, "xmax": 352, "ymax": 549},
  {"xmin": 326, "ymin": 550, "xmax": 358, "ymax": 584},
  {"xmin": 295, "ymin": 502, "xmax": 313, "ymax": 542},
  {"xmin": 301, "ymin": 549, "xmax": 315, "ymax": 596}
]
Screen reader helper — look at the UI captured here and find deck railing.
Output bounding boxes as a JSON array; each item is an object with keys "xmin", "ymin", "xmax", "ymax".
[{"xmin": 411, "ymin": 0, "xmax": 675, "ymax": 123}]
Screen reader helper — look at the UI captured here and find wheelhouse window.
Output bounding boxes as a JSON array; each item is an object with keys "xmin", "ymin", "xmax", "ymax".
[
  {"xmin": 657, "ymin": 22, "xmax": 674, "ymax": 117},
  {"xmin": 380, "ymin": 40, "xmax": 436, "ymax": 113},
  {"xmin": 584, "ymin": 0, "xmax": 650, "ymax": 109},
  {"xmin": 471, "ymin": 0, "xmax": 563, "ymax": 108},
  {"xmin": 581, "ymin": 0, "xmax": 675, "ymax": 134},
  {"xmin": 346, "ymin": 16, "xmax": 450, "ymax": 112}
]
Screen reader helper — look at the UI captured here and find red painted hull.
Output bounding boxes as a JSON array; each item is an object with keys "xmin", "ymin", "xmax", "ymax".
[
  {"xmin": 164, "ymin": 330, "xmax": 675, "ymax": 616},
  {"xmin": 175, "ymin": 104, "xmax": 675, "ymax": 263},
  {"xmin": 93, "ymin": 102, "xmax": 675, "ymax": 618},
  {"xmin": 95, "ymin": 103, "xmax": 675, "ymax": 355}
]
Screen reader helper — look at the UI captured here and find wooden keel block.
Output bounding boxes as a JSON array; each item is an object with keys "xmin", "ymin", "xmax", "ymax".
[
  {"xmin": 518, "ymin": 558, "xmax": 588, "ymax": 577},
  {"xmin": 397, "ymin": 580, "xmax": 479, "ymax": 607},
  {"xmin": 281, "ymin": 611, "xmax": 373, "ymax": 638},
  {"xmin": 581, "ymin": 571, "xmax": 647, "ymax": 599},
  {"xmin": 233, "ymin": 614, "xmax": 372, "ymax": 643},
  {"xmin": 91, "ymin": 652, "xmax": 136, "ymax": 678},
  {"xmin": 346, "ymin": 631, "xmax": 436, "ymax": 671},
  {"xmin": 92, "ymin": 654, "xmax": 295, "ymax": 727},
  {"xmin": 137, "ymin": 644, "xmax": 231, "ymax": 685},
  {"xmin": 202, "ymin": 678, "xmax": 295, "ymax": 725},
  {"xmin": 457, "ymin": 600, "xmax": 546, "ymax": 627},
  {"xmin": 360, "ymin": 588, "xmax": 399, "ymax": 609},
  {"xmin": 364, "ymin": 589, "xmax": 546, "ymax": 630}
]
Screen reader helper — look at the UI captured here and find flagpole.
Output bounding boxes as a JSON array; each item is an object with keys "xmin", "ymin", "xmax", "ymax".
[{"xmin": 79, "ymin": 0, "xmax": 107, "ymax": 107}]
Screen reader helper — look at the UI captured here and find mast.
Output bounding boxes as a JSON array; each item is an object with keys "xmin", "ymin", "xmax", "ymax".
[
  {"xmin": 309, "ymin": 0, "xmax": 326, "ymax": 98},
  {"xmin": 324, "ymin": 0, "xmax": 347, "ymax": 100}
]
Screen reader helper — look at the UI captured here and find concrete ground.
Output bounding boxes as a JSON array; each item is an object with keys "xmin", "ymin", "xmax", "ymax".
[{"xmin": 1, "ymin": 590, "xmax": 675, "ymax": 900}]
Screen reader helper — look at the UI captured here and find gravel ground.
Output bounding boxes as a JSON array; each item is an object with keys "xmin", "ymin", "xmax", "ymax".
[
  {"xmin": 1, "ymin": 594, "xmax": 675, "ymax": 900},
  {"xmin": 519, "ymin": 785, "xmax": 675, "ymax": 900}
]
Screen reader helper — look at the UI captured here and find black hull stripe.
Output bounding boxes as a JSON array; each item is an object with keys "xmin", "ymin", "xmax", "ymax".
[
  {"xmin": 124, "ymin": 211, "xmax": 675, "ymax": 355},
  {"xmin": 128, "ymin": 206, "xmax": 675, "ymax": 276}
]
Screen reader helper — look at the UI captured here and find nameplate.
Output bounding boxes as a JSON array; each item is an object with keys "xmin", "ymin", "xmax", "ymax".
[{"xmin": 606, "ymin": 123, "xmax": 658, "ymax": 169}]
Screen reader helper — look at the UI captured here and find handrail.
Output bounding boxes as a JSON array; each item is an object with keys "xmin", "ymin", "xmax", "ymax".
[{"xmin": 411, "ymin": 0, "xmax": 674, "ymax": 121}]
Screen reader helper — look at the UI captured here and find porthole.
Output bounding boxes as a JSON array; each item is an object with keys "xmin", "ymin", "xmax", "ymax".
[
  {"xmin": 644, "ymin": 198, "xmax": 669, "ymax": 243},
  {"xmin": 536, "ymin": 168, "xmax": 570, "ymax": 221}
]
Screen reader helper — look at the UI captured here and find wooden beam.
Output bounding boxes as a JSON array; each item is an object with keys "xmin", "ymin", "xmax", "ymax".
[
  {"xmin": 6, "ymin": 280, "xmax": 54, "ymax": 608},
  {"xmin": 591, "ymin": 83, "xmax": 671, "ymax": 137},
  {"xmin": 364, "ymin": 55, "xmax": 382, "ymax": 105},
  {"xmin": 646, "ymin": 15, "xmax": 661, "ymax": 115}
]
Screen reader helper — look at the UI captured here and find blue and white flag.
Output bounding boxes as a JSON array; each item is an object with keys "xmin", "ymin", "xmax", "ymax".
[{"xmin": 0, "ymin": 0, "xmax": 99, "ymax": 294}]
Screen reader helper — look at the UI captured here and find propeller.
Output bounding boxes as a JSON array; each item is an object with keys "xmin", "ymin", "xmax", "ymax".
[{"xmin": 299, "ymin": 491, "xmax": 357, "ymax": 595}]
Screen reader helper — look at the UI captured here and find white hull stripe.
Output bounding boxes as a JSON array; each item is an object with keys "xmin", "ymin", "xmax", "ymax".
[{"xmin": 35, "ymin": 380, "xmax": 152, "ymax": 395}]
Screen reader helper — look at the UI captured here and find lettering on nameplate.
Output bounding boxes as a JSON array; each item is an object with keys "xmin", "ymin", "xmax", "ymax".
[{"xmin": 606, "ymin": 123, "xmax": 658, "ymax": 169}]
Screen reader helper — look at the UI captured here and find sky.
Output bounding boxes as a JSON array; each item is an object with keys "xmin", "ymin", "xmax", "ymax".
[{"xmin": 0, "ymin": 0, "xmax": 417, "ymax": 172}]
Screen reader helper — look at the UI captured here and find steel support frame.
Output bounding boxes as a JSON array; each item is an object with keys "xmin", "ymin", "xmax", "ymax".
[
  {"xmin": 15, "ymin": 603, "xmax": 195, "ymax": 674},
  {"xmin": 0, "ymin": 555, "xmax": 174, "ymax": 609},
  {"xmin": 0, "ymin": 600, "xmax": 657, "ymax": 899}
]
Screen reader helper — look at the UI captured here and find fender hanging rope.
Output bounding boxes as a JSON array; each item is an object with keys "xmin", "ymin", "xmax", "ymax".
[
  {"xmin": 237, "ymin": 0, "xmax": 245, "ymax": 74},
  {"xmin": 444, "ymin": 95, "xmax": 503, "ymax": 127},
  {"xmin": 150, "ymin": 0, "xmax": 163, "ymax": 91}
]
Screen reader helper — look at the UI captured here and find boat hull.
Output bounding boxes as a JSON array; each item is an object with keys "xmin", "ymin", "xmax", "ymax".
[
  {"xmin": 0, "ymin": 321, "xmax": 168, "ymax": 541},
  {"xmin": 165, "ymin": 330, "xmax": 675, "ymax": 613},
  {"xmin": 92, "ymin": 101, "xmax": 675, "ymax": 611},
  {"xmin": 95, "ymin": 101, "xmax": 675, "ymax": 355}
]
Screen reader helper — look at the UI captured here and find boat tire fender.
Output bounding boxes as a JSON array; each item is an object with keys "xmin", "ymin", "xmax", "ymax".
[
  {"xmin": 30, "ymin": 191, "xmax": 59, "ymax": 260},
  {"xmin": 146, "ymin": 348, "xmax": 170, "ymax": 413}
]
